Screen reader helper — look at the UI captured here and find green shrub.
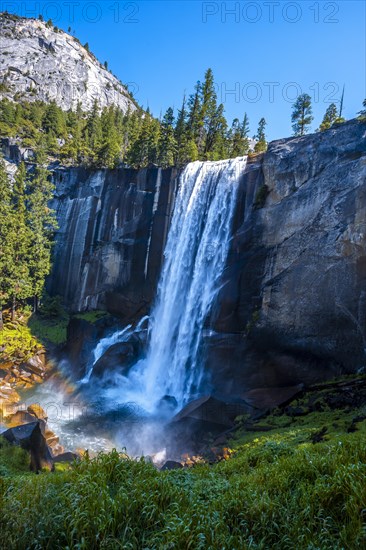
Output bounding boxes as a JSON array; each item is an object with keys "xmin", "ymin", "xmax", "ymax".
[
  {"xmin": 38, "ymin": 294, "xmax": 66, "ymax": 319},
  {"xmin": 0, "ymin": 317, "xmax": 42, "ymax": 361}
]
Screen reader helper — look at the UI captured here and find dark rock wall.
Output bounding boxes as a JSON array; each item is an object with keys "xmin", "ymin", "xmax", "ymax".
[
  {"xmin": 48, "ymin": 166, "xmax": 179, "ymax": 319},
  {"xmin": 207, "ymin": 120, "xmax": 366, "ymax": 395}
]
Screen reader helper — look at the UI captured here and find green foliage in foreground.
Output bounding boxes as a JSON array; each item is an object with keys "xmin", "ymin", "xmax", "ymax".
[
  {"xmin": 0, "ymin": 439, "xmax": 30, "ymax": 477},
  {"xmin": 1, "ymin": 423, "xmax": 365, "ymax": 549}
]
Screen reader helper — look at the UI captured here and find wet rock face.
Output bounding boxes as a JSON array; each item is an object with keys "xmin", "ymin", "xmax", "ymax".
[
  {"xmin": 0, "ymin": 14, "xmax": 136, "ymax": 112},
  {"xmin": 48, "ymin": 166, "xmax": 179, "ymax": 316},
  {"xmin": 91, "ymin": 337, "xmax": 142, "ymax": 380},
  {"xmin": 208, "ymin": 119, "xmax": 366, "ymax": 393}
]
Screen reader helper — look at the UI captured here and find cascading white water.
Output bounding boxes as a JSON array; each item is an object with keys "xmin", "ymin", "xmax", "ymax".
[
  {"xmin": 141, "ymin": 157, "xmax": 247, "ymax": 408},
  {"xmin": 86, "ymin": 157, "xmax": 247, "ymax": 412}
]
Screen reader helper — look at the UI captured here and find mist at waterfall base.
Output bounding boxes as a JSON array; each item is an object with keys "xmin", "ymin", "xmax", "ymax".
[{"xmin": 33, "ymin": 158, "xmax": 247, "ymax": 458}]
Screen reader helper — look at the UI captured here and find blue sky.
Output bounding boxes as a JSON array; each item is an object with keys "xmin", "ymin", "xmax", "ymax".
[{"xmin": 4, "ymin": 0, "xmax": 365, "ymax": 141}]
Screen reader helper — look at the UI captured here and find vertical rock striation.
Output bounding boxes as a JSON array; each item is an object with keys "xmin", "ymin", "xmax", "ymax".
[{"xmin": 48, "ymin": 166, "xmax": 179, "ymax": 319}]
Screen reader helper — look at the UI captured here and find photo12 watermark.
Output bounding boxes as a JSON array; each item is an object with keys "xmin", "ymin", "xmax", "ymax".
[
  {"xmin": 216, "ymin": 81, "xmax": 342, "ymax": 105},
  {"xmin": 0, "ymin": 1, "xmax": 140, "ymax": 24},
  {"xmin": 202, "ymin": 2, "xmax": 340, "ymax": 24}
]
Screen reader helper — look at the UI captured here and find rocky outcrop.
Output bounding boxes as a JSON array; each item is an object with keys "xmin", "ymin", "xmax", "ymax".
[
  {"xmin": 0, "ymin": 13, "xmax": 136, "ymax": 112},
  {"xmin": 0, "ymin": 352, "xmax": 49, "ymax": 419},
  {"xmin": 48, "ymin": 166, "xmax": 179, "ymax": 316},
  {"xmin": 207, "ymin": 119, "xmax": 366, "ymax": 395}
]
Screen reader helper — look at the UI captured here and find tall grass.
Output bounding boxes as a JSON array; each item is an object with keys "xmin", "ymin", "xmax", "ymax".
[{"xmin": 1, "ymin": 427, "xmax": 365, "ymax": 549}]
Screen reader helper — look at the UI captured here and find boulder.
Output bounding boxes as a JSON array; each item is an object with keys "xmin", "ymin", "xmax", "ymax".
[
  {"xmin": 172, "ymin": 396, "xmax": 250, "ymax": 429},
  {"xmin": 90, "ymin": 336, "xmax": 142, "ymax": 379},
  {"xmin": 22, "ymin": 355, "xmax": 46, "ymax": 376},
  {"xmin": 53, "ymin": 451, "xmax": 79, "ymax": 463},
  {"xmin": 65, "ymin": 317, "xmax": 100, "ymax": 379},
  {"xmin": 241, "ymin": 384, "xmax": 304, "ymax": 410},
  {"xmin": 27, "ymin": 403, "xmax": 48, "ymax": 421},
  {"xmin": 1, "ymin": 421, "xmax": 54, "ymax": 472},
  {"xmin": 5, "ymin": 410, "xmax": 37, "ymax": 427},
  {"xmin": 64, "ymin": 316, "xmax": 119, "ymax": 379},
  {"xmin": 158, "ymin": 395, "xmax": 178, "ymax": 415}
]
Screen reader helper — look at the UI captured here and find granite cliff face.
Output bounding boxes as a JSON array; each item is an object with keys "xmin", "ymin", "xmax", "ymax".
[
  {"xmin": 48, "ymin": 166, "xmax": 179, "ymax": 318},
  {"xmin": 207, "ymin": 119, "xmax": 366, "ymax": 396},
  {"xmin": 48, "ymin": 120, "xmax": 366, "ymax": 394},
  {"xmin": 0, "ymin": 13, "xmax": 136, "ymax": 112}
]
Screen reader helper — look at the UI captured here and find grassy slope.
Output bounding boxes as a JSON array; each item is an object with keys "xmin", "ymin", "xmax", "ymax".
[{"xmin": 1, "ymin": 379, "xmax": 365, "ymax": 549}]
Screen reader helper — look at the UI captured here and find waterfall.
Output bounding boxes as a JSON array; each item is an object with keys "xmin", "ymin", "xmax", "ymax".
[
  {"xmin": 87, "ymin": 157, "xmax": 247, "ymax": 412},
  {"xmin": 135, "ymin": 157, "xmax": 247, "ymax": 409}
]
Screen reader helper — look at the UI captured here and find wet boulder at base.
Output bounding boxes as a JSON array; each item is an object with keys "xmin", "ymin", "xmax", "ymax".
[
  {"xmin": 1, "ymin": 421, "xmax": 54, "ymax": 472},
  {"xmin": 90, "ymin": 335, "xmax": 142, "ymax": 380}
]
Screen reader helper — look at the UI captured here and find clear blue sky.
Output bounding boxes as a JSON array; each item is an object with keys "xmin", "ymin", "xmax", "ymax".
[{"xmin": 5, "ymin": 0, "xmax": 366, "ymax": 141}]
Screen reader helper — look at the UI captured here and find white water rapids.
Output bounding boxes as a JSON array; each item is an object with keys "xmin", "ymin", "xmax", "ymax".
[{"xmin": 86, "ymin": 157, "xmax": 248, "ymax": 412}]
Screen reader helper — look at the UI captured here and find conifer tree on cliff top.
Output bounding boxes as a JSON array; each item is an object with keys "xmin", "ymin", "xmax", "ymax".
[{"xmin": 291, "ymin": 93, "xmax": 313, "ymax": 136}]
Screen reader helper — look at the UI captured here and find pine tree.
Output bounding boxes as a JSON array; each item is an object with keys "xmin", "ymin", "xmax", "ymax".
[
  {"xmin": 29, "ymin": 102, "xmax": 44, "ymax": 129},
  {"xmin": 158, "ymin": 107, "xmax": 177, "ymax": 168},
  {"xmin": 146, "ymin": 117, "xmax": 161, "ymax": 165},
  {"xmin": 60, "ymin": 108, "xmax": 84, "ymax": 162},
  {"xmin": 254, "ymin": 118, "xmax": 267, "ymax": 153},
  {"xmin": 27, "ymin": 151, "xmax": 58, "ymax": 310},
  {"xmin": 199, "ymin": 69, "xmax": 217, "ymax": 151},
  {"xmin": 9, "ymin": 163, "xmax": 33, "ymax": 319},
  {"xmin": 241, "ymin": 112, "xmax": 250, "ymax": 154},
  {"xmin": 42, "ymin": 101, "xmax": 65, "ymax": 137},
  {"xmin": 241, "ymin": 113, "xmax": 250, "ymax": 139},
  {"xmin": 187, "ymin": 82, "xmax": 202, "ymax": 147},
  {"xmin": 99, "ymin": 131, "xmax": 120, "ymax": 168},
  {"xmin": 174, "ymin": 95, "xmax": 200, "ymax": 165},
  {"xmin": 127, "ymin": 113, "xmax": 160, "ymax": 168},
  {"xmin": 174, "ymin": 96, "xmax": 188, "ymax": 165},
  {"xmin": 0, "ymin": 160, "xmax": 14, "ymax": 329},
  {"xmin": 121, "ymin": 108, "xmax": 143, "ymax": 161},
  {"xmin": 181, "ymin": 138, "xmax": 199, "ymax": 164},
  {"xmin": 229, "ymin": 115, "xmax": 250, "ymax": 157},
  {"xmin": 85, "ymin": 100, "xmax": 103, "ymax": 164},
  {"xmin": 358, "ymin": 99, "xmax": 366, "ymax": 121},
  {"xmin": 291, "ymin": 94, "xmax": 313, "ymax": 136},
  {"xmin": 319, "ymin": 103, "xmax": 338, "ymax": 131},
  {"xmin": 206, "ymin": 103, "xmax": 227, "ymax": 159}
]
